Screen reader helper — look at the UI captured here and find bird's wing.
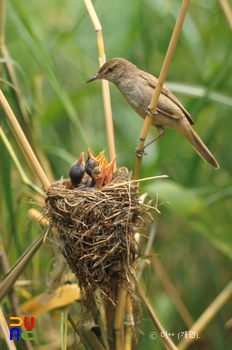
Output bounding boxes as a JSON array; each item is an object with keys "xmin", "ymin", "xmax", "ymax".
[{"xmin": 139, "ymin": 72, "xmax": 195, "ymax": 126}]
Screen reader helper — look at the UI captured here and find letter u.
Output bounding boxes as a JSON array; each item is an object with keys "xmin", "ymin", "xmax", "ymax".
[{"xmin": 24, "ymin": 316, "xmax": 34, "ymax": 330}]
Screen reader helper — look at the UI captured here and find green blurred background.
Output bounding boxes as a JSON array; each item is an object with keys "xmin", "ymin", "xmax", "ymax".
[{"xmin": 1, "ymin": 0, "xmax": 232, "ymax": 349}]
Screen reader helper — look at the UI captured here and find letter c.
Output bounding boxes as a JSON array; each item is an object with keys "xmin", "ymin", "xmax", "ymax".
[{"xmin": 21, "ymin": 330, "xmax": 34, "ymax": 341}]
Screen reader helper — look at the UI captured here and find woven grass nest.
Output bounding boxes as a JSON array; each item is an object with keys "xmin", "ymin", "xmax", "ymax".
[{"xmin": 43, "ymin": 158, "xmax": 154, "ymax": 313}]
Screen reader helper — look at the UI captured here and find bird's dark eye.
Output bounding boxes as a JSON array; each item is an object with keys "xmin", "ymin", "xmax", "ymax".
[{"xmin": 108, "ymin": 67, "xmax": 114, "ymax": 73}]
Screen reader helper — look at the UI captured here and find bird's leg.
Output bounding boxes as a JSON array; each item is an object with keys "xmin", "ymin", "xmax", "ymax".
[
  {"xmin": 144, "ymin": 125, "xmax": 165, "ymax": 149},
  {"xmin": 142, "ymin": 108, "xmax": 163, "ymax": 150},
  {"xmin": 135, "ymin": 125, "xmax": 165, "ymax": 157}
]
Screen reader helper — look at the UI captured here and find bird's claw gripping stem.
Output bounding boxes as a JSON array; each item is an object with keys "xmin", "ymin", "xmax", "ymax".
[
  {"xmin": 135, "ymin": 148, "xmax": 148, "ymax": 157},
  {"xmin": 147, "ymin": 107, "xmax": 158, "ymax": 117}
]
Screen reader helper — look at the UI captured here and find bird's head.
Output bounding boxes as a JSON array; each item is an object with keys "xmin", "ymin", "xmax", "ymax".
[{"xmin": 86, "ymin": 58, "xmax": 135, "ymax": 85}]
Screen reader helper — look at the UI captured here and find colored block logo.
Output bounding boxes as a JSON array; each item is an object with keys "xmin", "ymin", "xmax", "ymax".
[{"xmin": 9, "ymin": 316, "xmax": 34, "ymax": 341}]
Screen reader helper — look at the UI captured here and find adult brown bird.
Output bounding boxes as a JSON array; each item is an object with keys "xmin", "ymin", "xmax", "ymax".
[{"xmin": 87, "ymin": 58, "xmax": 219, "ymax": 169}]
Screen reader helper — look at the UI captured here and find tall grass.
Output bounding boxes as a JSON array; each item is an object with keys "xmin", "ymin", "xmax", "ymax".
[{"xmin": 1, "ymin": 0, "xmax": 232, "ymax": 349}]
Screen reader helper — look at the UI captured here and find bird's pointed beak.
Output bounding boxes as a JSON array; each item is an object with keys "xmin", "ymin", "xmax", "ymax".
[
  {"xmin": 86, "ymin": 73, "xmax": 100, "ymax": 83},
  {"xmin": 70, "ymin": 151, "xmax": 85, "ymax": 168},
  {"xmin": 77, "ymin": 151, "xmax": 85, "ymax": 167},
  {"xmin": 91, "ymin": 158, "xmax": 106, "ymax": 189},
  {"xmin": 87, "ymin": 147, "xmax": 95, "ymax": 160},
  {"xmin": 87, "ymin": 148, "xmax": 105, "ymax": 163},
  {"xmin": 104, "ymin": 156, "xmax": 117, "ymax": 185}
]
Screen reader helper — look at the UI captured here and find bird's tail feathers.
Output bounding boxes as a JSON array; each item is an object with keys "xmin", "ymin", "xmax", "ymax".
[{"xmin": 178, "ymin": 123, "xmax": 219, "ymax": 169}]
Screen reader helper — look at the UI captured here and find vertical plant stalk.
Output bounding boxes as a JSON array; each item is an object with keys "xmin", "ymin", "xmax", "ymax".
[
  {"xmin": 218, "ymin": 0, "xmax": 232, "ymax": 30},
  {"xmin": 137, "ymin": 221, "xmax": 157, "ymax": 280},
  {"xmin": 94, "ymin": 292, "xmax": 110, "ymax": 350},
  {"xmin": 0, "ymin": 0, "xmax": 6, "ymax": 81},
  {"xmin": 60, "ymin": 310, "xmax": 69, "ymax": 350},
  {"xmin": 151, "ymin": 251, "xmax": 194, "ymax": 328},
  {"xmin": 133, "ymin": 0, "xmax": 191, "ymax": 180},
  {"xmin": 131, "ymin": 274, "xmax": 179, "ymax": 350},
  {"xmin": 0, "ymin": 0, "xmax": 6, "ymax": 43},
  {"xmin": 0, "ymin": 307, "xmax": 17, "ymax": 350},
  {"xmin": 178, "ymin": 280, "xmax": 232, "ymax": 350},
  {"xmin": 0, "ymin": 126, "xmax": 44, "ymax": 195},
  {"xmin": 113, "ymin": 287, "xmax": 127, "ymax": 349},
  {"xmin": 83, "ymin": 2, "xmax": 131, "ymax": 349},
  {"xmin": 0, "ymin": 0, "xmax": 29, "ymax": 125},
  {"xmin": 0, "ymin": 90, "xmax": 50, "ymax": 188},
  {"xmin": 0, "ymin": 0, "xmax": 54, "ymax": 180},
  {"xmin": 83, "ymin": 0, "xmax": 116, "ymax": 166},
  {"xmin": 124, "ymin": 293, "xmax": 132, "ymax": 350}
]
